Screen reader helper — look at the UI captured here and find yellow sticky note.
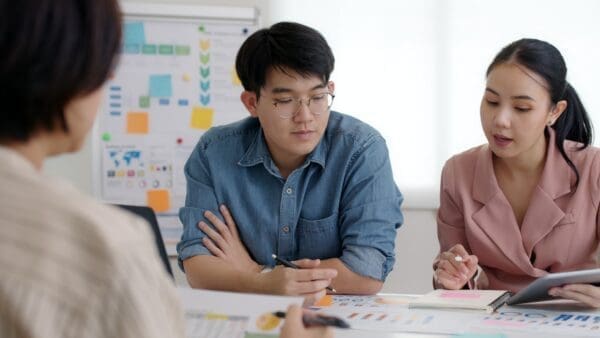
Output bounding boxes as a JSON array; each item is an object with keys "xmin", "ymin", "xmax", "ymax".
[
  {"xmin": 126, "ymin": 112, "xmax": 149, "ymax": 134},
  {"xmin": 182, "ymin": 73, "xmax": 191, "ymax": 82},
  {"xmin": 147, "ymin": 189, "xmax": 170, "ymax": 212},
  {"xmin": 231, "ymin": 68, "xmax": 241, "ymax": 86},
  {"xmin": 200, "ymin": 39, "xmax": 210, "ymax": 51},
  {"xmin": 190, "ymin": 107, "xmax": 213, "ymax": 130}
]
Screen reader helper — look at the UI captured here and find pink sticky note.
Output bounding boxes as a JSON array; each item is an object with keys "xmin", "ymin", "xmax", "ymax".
[{"xmin": 440, "ymin": 291, "xmax": 481, "ymax": 299}]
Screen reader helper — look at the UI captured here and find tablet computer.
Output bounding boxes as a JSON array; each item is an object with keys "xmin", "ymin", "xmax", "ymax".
[{"xmin": 506, "ymin": 268, "xmax": 600, "ymax": 305}]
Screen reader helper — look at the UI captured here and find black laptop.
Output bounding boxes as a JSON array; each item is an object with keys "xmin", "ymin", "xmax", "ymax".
[{"xmin": 113, "ymin": 204, "xmax": 174, "ymax": 278}]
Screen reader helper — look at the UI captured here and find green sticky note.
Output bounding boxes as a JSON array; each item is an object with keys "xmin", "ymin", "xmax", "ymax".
[
  {"xmin": 200, "ymin": 53, "xmax": 210, "ymax": 64},
  {"xmin": 101, "ymin": 132, "xmax": 111, "ymax": 142},
  {"xmin": 142, "ymin": 44, "xmax": 157, "ymax": 54},
  {"xmin": 158, "ymin": 45, "xmax": 174, "ymax": 55},
  {"xmin": 175, "ymin": 45, "xmax": 190, "ymax": 55},
  {"xmin": 139, "ymin": 95, "xmax": 150, "ymax": 108}
]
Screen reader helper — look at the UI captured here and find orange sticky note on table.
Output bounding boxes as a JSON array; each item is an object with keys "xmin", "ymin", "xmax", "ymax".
[
  {"xmin": 127, "ymin": 112, "xmax": 149, "ymax": 134},
  {"xmin": 147, "ymin": 189, "xmax": 170, "ymax": 212},
  {"xmin": 190, "ymin": 107, "xmax": 213, "ymax": 129},
  {"xmin": 314, "ymin": 295, "xmax": 333, "ymax": 307}
]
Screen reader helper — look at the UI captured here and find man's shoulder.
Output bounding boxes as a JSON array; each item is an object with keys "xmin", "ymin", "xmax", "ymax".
[
  {"xmin": 325, "ymin": 111, "xmax": 382, "ymax": 146},
  {"xmin": 198, "ymin": 116, "xmax": 259, "ymax": 150}
]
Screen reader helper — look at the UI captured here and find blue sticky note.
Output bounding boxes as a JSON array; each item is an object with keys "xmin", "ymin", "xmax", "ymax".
[
  {"xmin": 124, "ymin": 22, "xmax": 145, "ymax": 45},
  {"xmin": 149, "ymin": 75, "xmax": 172, "ymax": 98}
]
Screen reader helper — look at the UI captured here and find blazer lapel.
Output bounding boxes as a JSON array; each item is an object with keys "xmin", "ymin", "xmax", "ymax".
[
  {"xmin": 520, "ymin": 128, "xmax": 573, "ymax": 258},
  {"xmin": 471, "ymin": 146, "xmax": 533, "ymax": 273}
]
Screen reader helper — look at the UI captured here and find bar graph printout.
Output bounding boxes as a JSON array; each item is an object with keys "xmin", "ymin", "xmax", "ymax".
[{"xmin": 312, "ymin": 294, "xmax": 600, "ymax": 336}]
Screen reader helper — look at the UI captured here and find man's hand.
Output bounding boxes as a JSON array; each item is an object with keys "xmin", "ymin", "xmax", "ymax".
[
  {"xmin": 199, "ymin": 204, "xmax": 261, "ymax": 273},
  {"xmin": 257, "ymin": 259, "xmax": 337, "ymax": 304}
]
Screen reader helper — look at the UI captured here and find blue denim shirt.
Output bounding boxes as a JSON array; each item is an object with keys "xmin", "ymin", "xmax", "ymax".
[{"xmin": 177, "ymin": 111, "xmax": 403, "ymax": 281}]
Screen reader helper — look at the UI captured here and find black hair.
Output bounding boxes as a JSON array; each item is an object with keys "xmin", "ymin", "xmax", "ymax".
[
  {"xmin": 0, "ymin": 0, "xmax": 122, "ymax": 142},
  {"xmin": 487, "ymin": 38, "xmax": 593, "ymax": 186},
  {"xmin": 235, "ymin": 21, "xmax": 335, "ymax": 98}
]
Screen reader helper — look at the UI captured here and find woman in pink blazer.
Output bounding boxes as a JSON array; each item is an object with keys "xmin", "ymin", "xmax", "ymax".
[{"xmin": 434, "ymin": 38, "xmax": 600, "ymax": 308}]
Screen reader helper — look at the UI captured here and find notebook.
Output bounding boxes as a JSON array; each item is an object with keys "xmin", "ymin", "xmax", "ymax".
[{"xmin": 409, "ymin": 289, "xmax": 511, "ymax": 314}]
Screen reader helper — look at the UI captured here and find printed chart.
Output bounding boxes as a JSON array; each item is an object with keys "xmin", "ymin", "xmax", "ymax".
[{"xmin": 313, "ymin": 295, "xmax": 600, "ymax": 336}]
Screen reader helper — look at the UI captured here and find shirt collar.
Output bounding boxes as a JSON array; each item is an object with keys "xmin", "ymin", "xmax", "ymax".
[
  {"xmin": 0, "ymin": 146, "xmax": 39, "ymax": 177},
  {"xmin": 237, "ymin": 126, "xmax": 328, "ymax": 170}
]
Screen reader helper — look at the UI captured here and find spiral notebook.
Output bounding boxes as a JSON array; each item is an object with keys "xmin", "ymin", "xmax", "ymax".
[{"xmin": 408, "ymin": 289, "xmax": 511, "ymax": 314}]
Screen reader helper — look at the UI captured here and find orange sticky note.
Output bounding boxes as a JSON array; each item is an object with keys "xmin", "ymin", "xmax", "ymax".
[
  {"xmin": 126, "ymin": 112, "xmax": 149, "ymax": 134},
  {"xmin": 147, "ymin": 189, "xmax": 170, "ymax": 212},
  {"xmin": 200, "ymin": 39, "xmax": 210, "ymax": 51},
  {"xmin": 190, "ymin": 107, "xmax": 213, "ymax": 130},
  {"xmin": 314, "ymin": 295, "xmax": 333, "ymax": 307}
]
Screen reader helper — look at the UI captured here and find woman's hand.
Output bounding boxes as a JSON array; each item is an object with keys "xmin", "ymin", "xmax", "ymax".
[
  {"xmin": 434, "ymin": 244, "xmax": 479, "ymax": 290},
  {"xmin": 280, "ymin": 305, "xmax": 334, "ymax": 338},
  {"xmin": 549, "ymin": 284, "xmax": 600, "ymax": 308}
]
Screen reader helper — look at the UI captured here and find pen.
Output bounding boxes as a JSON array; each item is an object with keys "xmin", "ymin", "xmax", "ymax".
[
  {"xmin": 273, "ymin": 311, "xmax": 350, "ymax": 329},
  {"xmin": 454, "ymin": 255, "xmax": 475, "ymax": 289},
  {"xmin": 271, "ymin": 254, "xmax": 337, "ymax": 293}
]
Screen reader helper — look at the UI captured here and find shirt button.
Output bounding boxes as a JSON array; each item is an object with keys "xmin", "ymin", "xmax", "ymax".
[
  {"xmin": 286, "ymin": 187, "xmax": 293, "ymax": 194},
  {"xmin": 282, "ymin": 225, "xmax": 290, "ymax": 233}
]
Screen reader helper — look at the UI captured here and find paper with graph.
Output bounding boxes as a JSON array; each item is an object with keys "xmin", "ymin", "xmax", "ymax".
[
  {"xmin": 179, "ymin": 288, "xmax": 303, "ymax": 338},
  {"xmin": 312, "ymin": 294, "xmax": 600, "ymax": 336}
]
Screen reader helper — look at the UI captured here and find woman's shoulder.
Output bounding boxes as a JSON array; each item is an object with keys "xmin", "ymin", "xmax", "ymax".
[{"xmin": 443, "ymin": 144, "xmax": 488, "ymax": 172}]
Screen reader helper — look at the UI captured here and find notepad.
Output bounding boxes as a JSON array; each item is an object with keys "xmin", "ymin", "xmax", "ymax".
[{"xmin": 408, "ymin": 290, "xmax": 511, "ymax": 314}]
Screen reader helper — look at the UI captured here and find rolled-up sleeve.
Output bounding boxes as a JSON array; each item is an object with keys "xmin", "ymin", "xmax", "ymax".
[
  {"xmin": 338, "ymin": 135, "xmax": 403, "ymax": 281},
  {"xmin": 176, "ymin": 141, "xmax": 220, "ymax": 270}
]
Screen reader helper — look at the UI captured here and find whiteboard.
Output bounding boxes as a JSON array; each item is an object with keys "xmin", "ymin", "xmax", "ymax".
[{"xmin": 93, "ymin": 3, "xmax": 258, "ymax": 254}]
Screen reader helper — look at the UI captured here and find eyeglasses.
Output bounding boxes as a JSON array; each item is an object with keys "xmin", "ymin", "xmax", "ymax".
[{"xmin": 268, "ymin": 92, "xmax": 335, "ymax": 119}]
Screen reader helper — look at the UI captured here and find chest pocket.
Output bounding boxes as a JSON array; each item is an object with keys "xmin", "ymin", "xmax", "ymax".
[{"xmin": 296, "ymin": 212, "xmax": 340, "ymax": 259}]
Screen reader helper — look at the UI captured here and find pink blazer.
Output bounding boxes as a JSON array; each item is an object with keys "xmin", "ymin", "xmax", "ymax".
[{"xmin": 437, "ymin": 129, "xmax": 600, "ymax": 292}]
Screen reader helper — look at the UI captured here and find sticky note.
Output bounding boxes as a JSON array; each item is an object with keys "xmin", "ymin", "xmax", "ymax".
[
  {"xmin": 149, "ymin": 74, "xmax": 172, "ymax": 97},
  {"xmin": 126, "ymin": 112, "xmax": 149, "ymax": 134},
  {"xmin": 147, "ymin": 189, "xmax": 170, "ymax": 212},
  {"xmin": 200, "ymin": 53, "xmax": 210, "ymax": 64},
  {"xmin": 190, "ymin": 107, "xmax": 214, "ymax": 130},
  {"xmin": 139, "ymin": 95, "xmax": 150, "ymax": 108},
  {"xmin": 124, "ymin": 44, "xmax": 140, "ymax": 54},
  {"xmin": 158, "ymin": 44, "xmax": 174, "ymax": 55},
  {"xmin": 231, "ymin": 68, "xmax": 241, "ymax": 86},
  {"xmin": 200, "ymin": 39, "xmax": 210, "ymax": 51},
  {"xmin": 182, "ymin": 73, "xmax": 191, "ymax": 82},
  {"xmin": 314, "ymin": 295, "xmax": 333, "ymax": 307},
  {"xmin": 175, "ymin": 45, "xmax": 190, "ymax": 55},
  {"xmin": 142, "ymin": 44, "xmax": 157, "ymax": 54},
  {"xmin": 124, "ymin": 22, "xmax": 145, "ymax": 45},
  {"xmin": 200, "ymin": 80, "xmax": 210, "ymax": 92}
]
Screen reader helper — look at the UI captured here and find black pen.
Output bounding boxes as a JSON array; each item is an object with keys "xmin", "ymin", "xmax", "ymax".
[
  {"xmin": 271, "ymin": 254, "xmax": 337, "ymax": 293},
  {"xmin": 273, "ymin": 311, "xmax": 350, "ymax": 329}
]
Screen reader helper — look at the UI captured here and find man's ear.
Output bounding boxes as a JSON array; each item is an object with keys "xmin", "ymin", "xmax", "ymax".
[
  {"xmin": 241, "ymin": 91, "xmax": 259, "ymax": 117},
  {"xmin": 327, "ymin": 81, "xmax": 335, "ymax": 94}
]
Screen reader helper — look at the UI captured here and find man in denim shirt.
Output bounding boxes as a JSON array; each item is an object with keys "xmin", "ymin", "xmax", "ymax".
[{"xmin": 178, "ymin": 22, "xmax": 403, "ymax": 299}]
